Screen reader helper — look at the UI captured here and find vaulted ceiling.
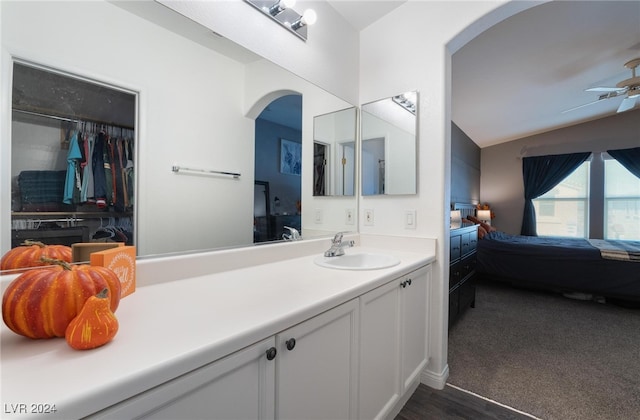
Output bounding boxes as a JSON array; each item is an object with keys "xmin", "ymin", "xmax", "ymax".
[{"xmin": 328, "ymin": 1, "xmax": 640, "ymax": 148}]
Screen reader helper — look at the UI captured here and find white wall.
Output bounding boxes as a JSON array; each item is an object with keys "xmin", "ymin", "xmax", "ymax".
[{"xmin": 158, "ymin": 0, "xmax": 360, "ymax": 105}]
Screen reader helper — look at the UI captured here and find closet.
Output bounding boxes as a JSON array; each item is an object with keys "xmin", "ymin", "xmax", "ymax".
[{"xmin": 10, "ymin": 62, "xmax": 136, "ymax": 252}]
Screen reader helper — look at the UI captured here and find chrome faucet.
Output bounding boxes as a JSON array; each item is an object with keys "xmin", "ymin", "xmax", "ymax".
[
  {"xmin": 283, "ymin": 226, "xmax": 302, "ymax": 241},
  {"xmin": 324, "ymin": 232, "xmax": 355, "ymax": 257}
]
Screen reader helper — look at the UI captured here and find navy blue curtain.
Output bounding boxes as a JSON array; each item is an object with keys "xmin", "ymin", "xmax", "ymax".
[
  {"xmin": 608, "ymin": 147, "xmax": 640, "ymax": 179},
  {"xmin": 520, "ymin": 152, "xmax": 591, "ymax": 236}
]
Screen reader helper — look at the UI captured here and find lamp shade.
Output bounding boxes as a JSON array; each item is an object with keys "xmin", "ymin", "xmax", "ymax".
[
  {"xmin": 477, "ymin": 209, "xmax": 491, "ymax": 225},
  {"xmin": 450, "ymin": 210, "xmax": 462, "ymax": 229}
]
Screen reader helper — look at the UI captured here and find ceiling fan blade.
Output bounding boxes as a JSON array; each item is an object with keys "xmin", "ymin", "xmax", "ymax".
[
  {"xmin": 617, "ymin": 96, "xmax": 638, "ymax": 113},
  {"xmin": 586, "ymin": 87, "xmax": 622, "ymax": 92}
]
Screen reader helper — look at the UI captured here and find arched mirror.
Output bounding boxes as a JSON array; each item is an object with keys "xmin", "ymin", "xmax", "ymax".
[{"xmin": 361, "ymin": 92, "xmax": 418, "ymax": 195}]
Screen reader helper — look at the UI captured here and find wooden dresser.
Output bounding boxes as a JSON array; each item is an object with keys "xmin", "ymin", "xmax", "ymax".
[{"xmin": 449, "ymin": 224, "xmax": 478, "ymax": 328}]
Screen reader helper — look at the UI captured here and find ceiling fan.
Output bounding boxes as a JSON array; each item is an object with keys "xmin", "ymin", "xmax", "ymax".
[{"xmin": 564, "ymin": 57, "xmax": 640, "ymax": 114}]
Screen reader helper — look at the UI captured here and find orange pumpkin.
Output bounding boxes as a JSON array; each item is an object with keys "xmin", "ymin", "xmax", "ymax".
[
  {"xmin": 65, "ymin": 288, "xmax": 119, "ymax": 350},
  {"xmin": 1, "ymin": 240, "xmax": 72, "ymax": 272},
  {"xmin": 2, "ymin": 261, "xmax": 121, "ymax": 339}
]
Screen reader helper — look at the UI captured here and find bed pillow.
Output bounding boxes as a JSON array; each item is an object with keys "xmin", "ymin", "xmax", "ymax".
[
  {"xmin": 478, "ymin": 225, "xmax": 487, "ymax": 239},
  {"xmin": 480, "ymin": 221, "xmax": 497, "ymax": 233},
  {"xmin": 467, "ymin": 215, "xmax": 481, "ymax": 224}
]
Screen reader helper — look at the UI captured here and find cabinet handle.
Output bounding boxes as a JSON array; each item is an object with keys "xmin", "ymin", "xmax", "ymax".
[
  {"xmin": 407, "ymin": 278, "xmax": 412, "ymax": 286},
  {"xmin": 286, "ymin": 338, "xmax": 296, "ymax": 351},
  {"xmin": 400, "ymin": 281, "xmax": 407, "ymax": 288},
  {"xmin": 266, "ymin": 347, "xmax": 277, "ymax": 360}
]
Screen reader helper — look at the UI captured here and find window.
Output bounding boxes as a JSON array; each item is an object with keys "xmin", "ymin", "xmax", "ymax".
[
  {"xmin": 533, "ymin": 161, "xmax": 590, "ymax": 238},
  {"xmin": 604, "ymin": 158, "xmax": 640, "ymax": 240}
]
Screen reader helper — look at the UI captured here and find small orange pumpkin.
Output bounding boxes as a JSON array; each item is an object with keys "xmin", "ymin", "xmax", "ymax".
[
  {"xmin": 1, "ymin": 240, "xmax": 72, "ymax": 272},
  {"xmin": 65, "ymin": 288, "xmax": 119, "ymax": 350},
  {"xmin": 2, "ymin": 260, "xmax": 120, "ymax": 339}
]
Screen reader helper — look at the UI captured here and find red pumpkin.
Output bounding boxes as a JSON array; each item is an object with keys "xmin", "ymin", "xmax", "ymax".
[
  {"xmin": 1, "ymin": 240, "xmax": 72, "ymax": 272},
  {"xmin": 65, "ymin": 288, "xmax": 119, "ymax": 350},
  {"xmin": 2, "ymin": 261, "xmax": 121, "ymax": 339}
]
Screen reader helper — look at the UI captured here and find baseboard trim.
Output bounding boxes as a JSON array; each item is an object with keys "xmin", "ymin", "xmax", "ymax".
[{"xmin": 420, "ymin": 364, "xmax": 449, "ymax": 390}]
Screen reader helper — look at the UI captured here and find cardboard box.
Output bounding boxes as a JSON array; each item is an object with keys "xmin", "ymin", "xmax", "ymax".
[
  {"xmin": 90, "ymin": 246, "xmax": 136, "ymax": 298},
  {"xmin": 72, "ymin": 242, "xmax": 124, "ymax": 263}
]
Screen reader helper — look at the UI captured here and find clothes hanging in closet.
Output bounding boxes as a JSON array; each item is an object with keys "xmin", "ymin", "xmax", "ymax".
[{"xmin": 62, "ymin": 122, "xmax": 134, "ymax": 212}]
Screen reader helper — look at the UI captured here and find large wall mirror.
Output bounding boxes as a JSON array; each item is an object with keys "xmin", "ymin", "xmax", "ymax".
[
  {"xmin": 313, "ymin": 107, "xmax": 357, "ymax": 196},
  {"xmin": 361, "ymin": 92, "xmax": 418, "ymax": 195},
  {"xmin": 10, "ymin": 61, "xmax": 137, "ymax": 252},
  {"xmin": 0, "ymin": 1, "xmax": 357, "ymax": 272}
]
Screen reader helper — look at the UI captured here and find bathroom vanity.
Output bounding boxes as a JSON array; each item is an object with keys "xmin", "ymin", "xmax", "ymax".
[{"xmin": 0, "ymin": 235, "xmax": 435, "ymax": 420}]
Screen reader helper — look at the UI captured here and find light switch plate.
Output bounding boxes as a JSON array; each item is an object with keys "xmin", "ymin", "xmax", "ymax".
[
  {"xmin": 314, "ymin": 209, "xmax": 323, "ymax": 224},
  {"xmin": 364, "ymin": 209, "xmax": 374, "ymax": 226},
  {"xmin": 405, "ymin": 209, "xmax": 417, "ymax": 229},
  {"xmin": 345, "ymin": 208, "xmax": 354, "ymax": 225}
]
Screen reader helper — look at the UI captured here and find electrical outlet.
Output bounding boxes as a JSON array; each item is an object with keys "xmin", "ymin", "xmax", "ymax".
[
  {"xmin": 364, "ymin": 209, "xmax": 374, "ymax": 226},
  {"xmin": 314, "ymin": 209, "xmax": 323, "ymax": 224},
  {"xmin": 405, "ymin": 210, "xmax": 417, "ymax": 229},
  {"xmin": 345, "ymin": 208, "xmax": 354, "ymax": 225}
]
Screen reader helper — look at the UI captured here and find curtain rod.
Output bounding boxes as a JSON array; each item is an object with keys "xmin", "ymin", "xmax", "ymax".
[{"xmin": 12, "ymin": 108, "xmax": 135, "ymax": 130}]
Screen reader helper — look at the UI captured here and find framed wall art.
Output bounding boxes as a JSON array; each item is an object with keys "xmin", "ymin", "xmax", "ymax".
[{"xmin": 280, "ymin": 138, "xmax": 301, "ymax": 176}]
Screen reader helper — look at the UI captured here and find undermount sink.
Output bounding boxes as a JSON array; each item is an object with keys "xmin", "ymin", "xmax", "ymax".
[{"xmin": 314, "ymin": 252, "xmax": 401, "ymax": 271}]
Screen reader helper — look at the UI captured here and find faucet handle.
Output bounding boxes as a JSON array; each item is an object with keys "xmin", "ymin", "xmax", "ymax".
[
  {"xmin": 284, "ymin": 226, "xmax": 301, "ymax": 241},
  {"xmin": 332, "ymin": 231, "xmax": 345, "ymax": 244}
]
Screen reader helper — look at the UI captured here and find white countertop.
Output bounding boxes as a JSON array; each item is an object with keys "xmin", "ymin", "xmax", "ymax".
[{"xmin": 0, "ymin": 237, "xmax": 435, "ymax": 419}]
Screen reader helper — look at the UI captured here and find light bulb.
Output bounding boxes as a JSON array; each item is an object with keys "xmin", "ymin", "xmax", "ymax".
[
  {"xmin": 269, "ymin": 0, "xmax": 296, "ymax": 16},
  {"xmin": 302, "ymin": 9, "xmax": 317, "ymax": 25}
]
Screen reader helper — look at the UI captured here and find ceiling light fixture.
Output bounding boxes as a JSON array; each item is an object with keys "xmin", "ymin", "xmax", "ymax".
[
  {"xmin": 245, "ymin": 0, "xmax": 317, "ymax": 41},
  {"xmin": 392, "ymin": 92, "xmax": 417, "ymax": 114}
]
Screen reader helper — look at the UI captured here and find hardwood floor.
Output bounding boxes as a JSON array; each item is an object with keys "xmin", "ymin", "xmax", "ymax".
[{"xmin": 395, "ymin": 384, "xmax": 538, "ymax": 420}]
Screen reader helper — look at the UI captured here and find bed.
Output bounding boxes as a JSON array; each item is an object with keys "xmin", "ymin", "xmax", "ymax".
[{"xmin": 452, "ymin": 203, "xmax": 640, "ymax": 303}]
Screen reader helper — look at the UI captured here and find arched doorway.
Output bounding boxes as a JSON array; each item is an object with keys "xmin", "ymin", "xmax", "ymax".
[{"xmin": 253, "ymin": 94, "xmax": 302, "ymax": 243}]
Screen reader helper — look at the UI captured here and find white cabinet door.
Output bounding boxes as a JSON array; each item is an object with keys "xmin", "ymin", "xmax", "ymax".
[
  {"xmin": 276, "ymin": 299, "xmax": 359, "ymax": 420},
  {"xmin": 358, "ymin": 279, "xmax": 401, "ymax": 420},
  {"xmin": 359, "ymin": 264, "xmax": 431, "ymax": 420},
  {"xmin": 400, "ymin": 265, "xmax": 431, "ymax": 392},
  {"xmin": 91, "ymin": 337, "xmax": 276, "ymax": 420}
]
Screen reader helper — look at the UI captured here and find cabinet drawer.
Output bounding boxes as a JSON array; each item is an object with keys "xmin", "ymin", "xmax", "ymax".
[
  {"xmin": 467, "ymin": 230, "xmax": 478, "ymax": 253},
  {"xmin": 460, "ymin": 254, "xmax": 476, "ymax": 280},
  {"xmin": 461, "ymin": 231, "xmax": 478, "ymax": 256},
  {"xmin": 450, "ymin": 235, "xmax": 462, "ymax": 261},
  {"xmin": 449, "ymin": 261, "xmax": 462, "ymax": 290}
]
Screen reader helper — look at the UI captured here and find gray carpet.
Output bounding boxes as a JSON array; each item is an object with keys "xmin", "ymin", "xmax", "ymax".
[{"xmin": 447, "ymin": 281, "xmax": 640, "ymax": 420}]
